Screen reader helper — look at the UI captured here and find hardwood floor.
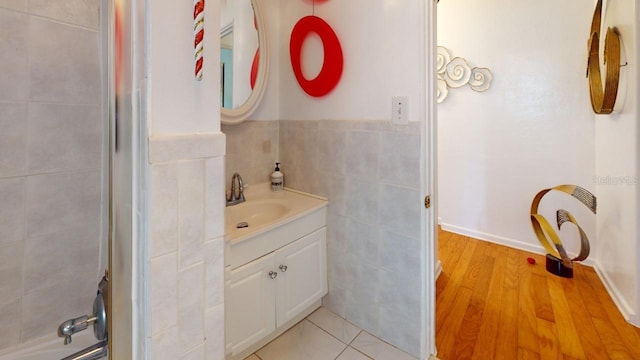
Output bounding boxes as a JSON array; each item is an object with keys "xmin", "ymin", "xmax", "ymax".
[{"xmin": 435, "ymin": 229, "xmax": 640, "ymax": 360}]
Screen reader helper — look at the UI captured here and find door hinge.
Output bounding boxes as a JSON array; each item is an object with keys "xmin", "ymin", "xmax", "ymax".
[{"xmin": 424, "ymin": 195, "xmax": 431, "ymax": 209}]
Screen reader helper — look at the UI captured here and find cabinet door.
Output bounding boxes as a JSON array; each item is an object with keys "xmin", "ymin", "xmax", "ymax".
[
  {"xmin": 226, "ymin": 253, "xmax": 277, "ymax": 356},
  {"xmin": 275, "ymin": 227, "xmax": 327, "ymax": 326}
]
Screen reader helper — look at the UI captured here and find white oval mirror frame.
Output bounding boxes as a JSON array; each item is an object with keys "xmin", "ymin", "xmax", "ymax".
[{"xmin": 221, "ymin": 0, "xmax": 269, "ymax": 125}]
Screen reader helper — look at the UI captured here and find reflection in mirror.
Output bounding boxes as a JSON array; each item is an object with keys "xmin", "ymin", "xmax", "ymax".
[
  {"xmin": 221, "ymin": 27, "xmax": 233, "ymax": 108},
  {"xmin": 221, "ymin": 0, "xmax": 269, "ymax": 124}
]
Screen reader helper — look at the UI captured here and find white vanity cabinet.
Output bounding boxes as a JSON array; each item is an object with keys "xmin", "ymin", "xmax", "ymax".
[{"xmin": 226, "ymin": 227, "xmax": 327, "ymax": 358}]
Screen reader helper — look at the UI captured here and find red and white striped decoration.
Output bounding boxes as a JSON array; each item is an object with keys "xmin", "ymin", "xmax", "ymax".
[{"xmin": 193, "ymin": 0, "xmax": 205, "ymax": 80}]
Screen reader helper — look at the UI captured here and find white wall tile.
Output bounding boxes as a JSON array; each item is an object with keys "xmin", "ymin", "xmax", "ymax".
[
  {"xmin": 379, "ymin": 132, "xmax": 420, "ymax": 189},
  {"xmin": 346, "ymin": 131, "xmax": 379, "ymax": 181},
  {"xmin": 378, "ymin": 184, "xmax": 421, "ymax": 239},
  {"xmin": 25, "ymin": 170, "xmax": 101, "ymax": 238},
  {"xmin": 250, "ymin": 124, "xmax": 279, "ymax": 185},
  {"xmin": 0, "ymin": 9, "xmax": 27, "ymax": 101},
  {"xmin": 0, "ymin": 102, "xmax": 27, "ymax": 177},
  {"xmin": 347, "ymin": 220, "xmax": 379, "ymax": 267},
  {"xmin": 378, "ymin": 306, "xmax": 420, "ymax": 357},
  {"xmin": 28, "ymin": 17, "xmax": 100, "ymax": 104},
  {"xmin": 23, "ymin": 227, "xmax": 98, "ymax": 293},
  {"xmin": 378, "ymin": 268, "xmax": 420, "ymax": 311},
  {"xmin": 1, "ymin": 2, "xmax": 105, "ymax": 353},
  {"xmin": 379, "ymin": 229, "xmax": 420, "ymax": 274},
  {"xmin": 317, "ymin": 129, "xmax": 346, "ymax": 175},
  {"xmin": 223, "ymin": 122, "xmax": 255, "ymax": 157},
  {"xmin": 322, "ymin": 285, "xmax": 347, "ymax": 319},
  {"xmin": 151, "ymin": 253, "xmax": 178, "ymax": 335},
  {"xmin": 345, "ymin": 261, "xmax": 380, "ymax": 334},
  {"xmin": 233, "ymin": 119, "xmax": 425, "ymax": 356},
  {"xmin": 0, "ymin": 300, "xmax": 21, "ymax": 349},
  {"xmin": 317, "ymin": 175, "xmax": 346, "ymax": 215},
  {"xmin": 27, "ymin": 103, "xmax": 101, "ymax": 173},
  {"xmin": 178, "ymin": 263, "xmax": 205, "ymax": 351},
  {"xmin": 205, "ymin": 304, "xmax": 225, "ymax": 360},
  {"xmin": 180, "ymin": 343, "xmax": 205, "ymax": 360},
  {"xmin": 327, "ymin": 239, "xmax": 348, "ymax": 290},
  {"xmin": 178, "ymin": 161, "xmax": 205, "ymax": 269},
  {"xmin": 205, "ymin": 237, "xmax": 224, "ymax": 309},
  {"xmin": 0, "ymin": 242, "xmax": 23, "ymax": 306},
  {"xmin": 327, "ymin": 213, "xmax": 347, "ymax": 254},
  {"xmin": 0, "ymin": 177, "xmax": 25, "ymax": 247},
  {"xmin": 150, "ymin": 163, "xmax": 179, "ymax": 257},
  {"xmin": 29, "ymin": 0, "xmax": 99, "ymax": 29},
  {"xmin": 345, "ymin": 179, "xmax": 378, "ymax": 224},
  {"xmin": 224, "ymin": 153, "xmax": 252, "ymax": 190},
  {"xmin": 0, "ymin": 0, "xmax": 26, "ymax": 11},
  {"xmin": 205, "ymin": 157, "xmax": 224, "ymax": 240},
  {"xmin": 148, "ymin": 133, "xmax": 226, "ymax": 164},
  {"xmin": 21, "ymin": 281, "xmax": 94, "ymax": 340},
  {"xmin": 151, "ymin": 326, "xmax": 181, "ymax": 360},
  {"xmin": 377, "ymin": 269, "xmax": 421, "ymax": 356}
]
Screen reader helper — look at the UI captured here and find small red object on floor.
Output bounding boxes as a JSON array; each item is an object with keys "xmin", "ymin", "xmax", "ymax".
[{"xmin": 527, "ymin": 257, "xmax": 536, "ymax": 265}]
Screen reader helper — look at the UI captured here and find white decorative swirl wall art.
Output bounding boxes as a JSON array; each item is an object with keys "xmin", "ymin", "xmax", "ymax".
[
  {"xmin": 444, "ymin": 57, "xmax": 471, "ymax": 88},
  {"xmin": 469, "ymin": 67, "xmax": 493, "ymax": 92},
  {"xmin": 437, "ymin": 78, "xmax": 449, "ymax": 104},
  {"xmin": 437, "ymin": 46, "xmax": 450, "ymax": 74},
  {"xmin": 436, "ymin": 46, "xmax": 493, "ymax": 103}
]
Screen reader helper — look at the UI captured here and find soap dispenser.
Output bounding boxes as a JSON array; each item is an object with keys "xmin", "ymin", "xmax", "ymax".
[{"xmin": 271, "ymin": 162, "xmax": 284, "ymax": 191}]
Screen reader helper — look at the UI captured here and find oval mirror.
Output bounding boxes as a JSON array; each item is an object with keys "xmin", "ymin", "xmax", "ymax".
[{"xmin": 220, "ymin": 0, "xmax": 269, "ymax": 124}]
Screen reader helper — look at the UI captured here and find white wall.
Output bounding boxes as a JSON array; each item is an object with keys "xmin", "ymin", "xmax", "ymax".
[
  {"xmin": 437, "ymin": 0, "xmax": 597, "ymax": 255},
  {"xmin": 251, "ymin": 0, "xmax": 423, "ymax": 122},
  {"xmin": 593, "ymin": 1, "xmax": 639, "ymax": 325},
  {"xmin": 148, "ymin": 0, "xmax": 220, "ymax": 134},
  {"xmin": 249, "ymin": 0, "xmax": 420, "ymax": 122}
]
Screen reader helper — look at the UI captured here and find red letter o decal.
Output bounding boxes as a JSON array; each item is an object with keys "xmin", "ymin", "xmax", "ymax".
[
  {"xmin": 290, "ymin": 16, "xmax": 343, "ymax": 97},
  {"xmin": 250, "ymin": 49, "xmax": 259, "ymax": 90}
]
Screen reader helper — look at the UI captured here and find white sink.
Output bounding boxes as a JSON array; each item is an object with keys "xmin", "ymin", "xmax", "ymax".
[
  {"xmin": 224, "ymin": 183, "xmax": 328, "ymax": 269},
  {"xmin": 225, "ymin": 183, "xmax": 327, "ymax": 244},
  {"xmin": 226, "ymin": 200, "xmax": 290, "ymax": 228}
]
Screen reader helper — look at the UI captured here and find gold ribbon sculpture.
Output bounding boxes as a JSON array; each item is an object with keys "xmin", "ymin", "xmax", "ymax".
[
  {"xmin": 587, "ymin": 0, "xmax": 621, "ymax": 114},
  {"xmin": 530, "ymin": 185, "xmax": 597, "ymax": 278}
]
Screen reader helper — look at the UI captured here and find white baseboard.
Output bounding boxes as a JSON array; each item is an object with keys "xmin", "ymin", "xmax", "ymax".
[
  {"xmin": 439, "ymin": 222, "xmax": 637, "ymax": 326},
  {"xmin": 439, "ymin": 223, "xmax": 598, "ymax": 267},
  {"xmin": 592, "ymin": 260, "xmax": 638, "ymax": 326},
  {"xmin": 440, "ymin": 223, "xmax": 547, "ymax": 255},
  {"xmin": 435, "ymin": 260, "xmax": 442, "ymax": 280}
]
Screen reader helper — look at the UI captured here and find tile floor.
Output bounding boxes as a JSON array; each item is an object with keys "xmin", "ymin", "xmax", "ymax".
[{"xmin": 243, "ymin": 307, "xmax": 418, "ymax": 360}]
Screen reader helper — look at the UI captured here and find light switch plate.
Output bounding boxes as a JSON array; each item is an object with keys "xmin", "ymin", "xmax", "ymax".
[{"xmin": 392, "ymin": 96, "xmax": 409, "ymax": 124}]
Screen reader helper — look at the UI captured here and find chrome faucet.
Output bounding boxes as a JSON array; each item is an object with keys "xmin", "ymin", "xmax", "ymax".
[
  {"xmin": 226, "ymin": 172, "xmax": 246, "ymax": 206},
  {"xmin": 58, "ymin": 314, "xmax": 96, "ymax": 345},
  {"xmin": 58, "ymin": 279, "xmax": 107, "ymax": 345}
]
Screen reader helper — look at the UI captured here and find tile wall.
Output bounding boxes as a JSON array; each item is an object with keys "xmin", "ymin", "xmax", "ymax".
[
  {"xmin": 224, "ymin": 120, "xmax": 423, "ymax": 356},
  {"xmin": 0, "ymin": 1, "xmax": 104, "ymax": 351},
  {"xmin": 148, "ymin": 134, "xmax": 226, "ymax": 360},
  {"xmin": 222, "ymin": 121, "xmax": 279, "ymax": 189}
]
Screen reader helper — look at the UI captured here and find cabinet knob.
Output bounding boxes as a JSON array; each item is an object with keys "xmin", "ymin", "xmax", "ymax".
[
  {"xmin": 268, "ymin": 271, "xmax": 278, "ymax": 279},
  {"xmin": 279, "ymin": 264, "xmax": 288, "ymax": 272}
]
